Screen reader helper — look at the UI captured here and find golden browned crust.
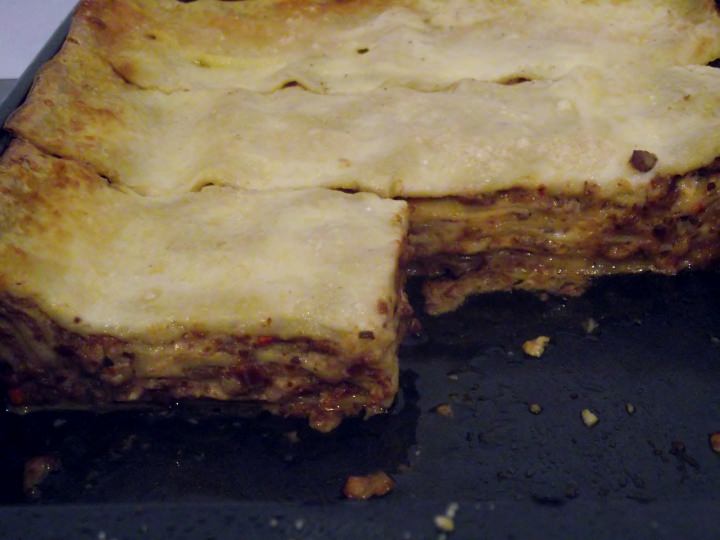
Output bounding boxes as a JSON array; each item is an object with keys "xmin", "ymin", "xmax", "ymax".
[
  {"xmin": 63, "ymin": 0, "xmax": 720, "ymax": 93},
  {"xmin": 69, "ymin": 0, "xmax": 412, "ymax": 92},
  {"xmin": 4, "ymin": 40, "xmax": 128, "ymax": 182},
  {"xmin": 75, "ymin": 0, "xmax": 397, "ymax": 48}
]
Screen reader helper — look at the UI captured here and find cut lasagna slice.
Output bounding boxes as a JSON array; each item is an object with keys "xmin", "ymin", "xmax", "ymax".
[
  {"xmin": 71, "ymin": 0, "xmax": 720, "ymax": 92},
  {"xmin": 0, "ymin": 141, "xmax": 410, "ymax": 431}
]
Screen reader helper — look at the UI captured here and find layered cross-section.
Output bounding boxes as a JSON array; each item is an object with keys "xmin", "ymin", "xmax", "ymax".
[{"xmin": 0, "ymin": 142, "xmax": 410, "ymax": 430}]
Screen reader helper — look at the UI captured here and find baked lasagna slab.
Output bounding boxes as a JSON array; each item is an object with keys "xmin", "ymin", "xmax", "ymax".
[
  {"xmin": 10, "ymin": 36, "xmax": 720, "ymax": 312},
  {"xmin": 0, "ymin": 142, "xmax": 410, "ymax": 431}
]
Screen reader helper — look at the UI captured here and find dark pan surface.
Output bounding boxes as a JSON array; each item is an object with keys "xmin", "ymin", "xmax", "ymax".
[
  {"xmin": 2, "ymin": 274, "xmax": 720, "ymax": 539},
  {"xmin": 2, "ymin": 12, "xmax": 720, "ymax": 540}
]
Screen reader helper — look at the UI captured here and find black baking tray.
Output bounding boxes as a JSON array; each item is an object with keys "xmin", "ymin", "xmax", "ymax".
[{"xmin": 2, "ymin": 11, "xmax": 720, "ymax": 540}]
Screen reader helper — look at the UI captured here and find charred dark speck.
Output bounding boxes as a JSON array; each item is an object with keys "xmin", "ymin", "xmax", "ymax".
[
  {"xmin": 651, "ymin": 225, "xmax": 667, "ymax": 241},
  {"xmin": 358, "ymin": 331, "xmax": 375, "ymax": 340},
  {"xmin": 629, "ymin": 150, "xmax": 658, "ymax": 173}
]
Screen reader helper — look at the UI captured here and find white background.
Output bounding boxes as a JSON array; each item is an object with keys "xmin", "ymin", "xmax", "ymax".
[{"xmin": 0, "ymin": 0, "xmax": 78, "ymax": 79}]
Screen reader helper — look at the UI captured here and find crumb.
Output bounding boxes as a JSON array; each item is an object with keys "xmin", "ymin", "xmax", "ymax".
[
  {"xmin": 447, "ymin": 373, "xmax": 459, "ymax": 381},
  {"xmin": 343, "ymin": 471, "xmax": 395, "ymax": 500},
  {"xmin": 581, "ymin": 409, "xmax": 599, "ymax": 428},
  {"xmin": 434, "ymin": 515, "xmax": 454, "ymax": 533},
  {"xmin": 538, "ymin": 292, "xmax": 550, "ymax": 302},
  {"xmin": 625, "ymin": 403, "xmax": 636, "ymax": 415},
  {"xmin": 528, "ymin": 403, "xmax": 542, "ymax": 415},
  {"xmin": 582, "ymin": 318, "xmax": 599, "ymax": 334},
  {"xmin": 269, "ymin": 517, "xmax": 279, "ymax": 528},
  {"xmin": 710, "ymin": 432, "xmax": 720, "ymax": 454},
  {"xmin": 522, "ymin": 336, "xmax": 550, "ymax": 357},
  {"xmin": 284, "ymin": 431, "xmax": 300, "ymax": 444},
  {"xmin": 434, "ymin": 502, "xmax": 459, "ymax": 535},
  {"xmin": 433, "ymin": 403, "xmax": 454, "ymax": 417},
  {"xmin": 23, "ymin": 455, "xmax": 61, "ymax": 497},
  {"xmin": 711, "ymin": 336, "xmax": 720, "ymax": 345},
  {"xmin": 294, "ymin": 518, "xmax": 305, "ymax": 531}
]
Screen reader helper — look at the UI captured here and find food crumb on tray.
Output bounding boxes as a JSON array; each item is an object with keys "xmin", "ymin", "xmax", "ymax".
[
  {"xmin": 433, "ymin": 403, "xmax": 454, "ymax": 417},
  {"xmin": 434, "ymin": 515, "xmax": 454, "ymax": 533},
  {"xmin": 434, "ymin": 502, "xmax": 459, "ymax": 536},
  {"xmin": 23, "ymin": 455, "xmax": 61, "ymax": 498},
  {"xmin": 522, "ymin": 336, "xmax": 550, "ymax": 357},
  {"xmin": 709, "ymin": 432, "xmax": 720, "ymax": 454},
  {"xmin": 625, "ymin": 402, "xmax": 636, "ymax": 415},
  {"xmin": 343, "ymin": 471, "xmax": 395, "ymax": 500},
  {"xmin": 582, "ymin": 318, "xmax": 599, "ymax": 334},
  {"xmin": 528, "ymin": 403, "xmax": 543, "ymax": 415},
  {"xmin": 581, "ymin": 408, "xmax": 599, "ymax": 428}
]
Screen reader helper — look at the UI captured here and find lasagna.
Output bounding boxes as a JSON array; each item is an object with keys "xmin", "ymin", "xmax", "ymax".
[
  {"xmin": 3, "ymin": 0, "xmax": 720, "ymax": 425},
  {"xmin": 0, "ymin": 141, "xmax": 410, "ymax": 431},
  {"xmin": 9, "ymin": 35, "xmax": 720, "ymax": 313}
]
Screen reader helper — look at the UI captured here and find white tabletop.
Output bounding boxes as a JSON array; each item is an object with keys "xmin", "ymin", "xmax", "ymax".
[{"xmin": 0, "ymin": 0, "xmax": 78, "ymax": 79}]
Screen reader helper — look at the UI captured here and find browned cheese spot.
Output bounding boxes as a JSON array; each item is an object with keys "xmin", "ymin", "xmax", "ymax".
[
  {"xmin": 629, "ymin": 150, "xmax": 658, "ymax": 172},
  {"xmin": 343, "ymin": 471, "xmax": 395, "ymax": 500}
]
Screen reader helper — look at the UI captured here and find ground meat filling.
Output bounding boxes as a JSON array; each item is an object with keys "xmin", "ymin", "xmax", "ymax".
[
  {"xmin": 410, "ymin": 170, "xmax": 720, "ymax": 313},
  {"xmin": 0, "ymin": 293, "xmax": 405, "ymax": 432}
]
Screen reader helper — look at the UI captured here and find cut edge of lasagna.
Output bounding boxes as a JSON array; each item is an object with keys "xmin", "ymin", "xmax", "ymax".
[
  {"xmin": 0, "ymin": 141, "xmax": 411, "ymax": 431},
  {"xmin": 410, "ymin": 170, "xmax": 720, "ymax": 313}
]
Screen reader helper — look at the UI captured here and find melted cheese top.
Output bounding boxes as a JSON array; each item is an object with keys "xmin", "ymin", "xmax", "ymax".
[
  {"xmin": 0, "ymin": 142, "xmax": 407, "ymax": 344},
  {"xmin": 11, "ymin": 43, "xmax": 720, "ymax": 199},
  {"xmin": 73, "ymin": 0, "xmax": 720, "ymax": 92}
]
